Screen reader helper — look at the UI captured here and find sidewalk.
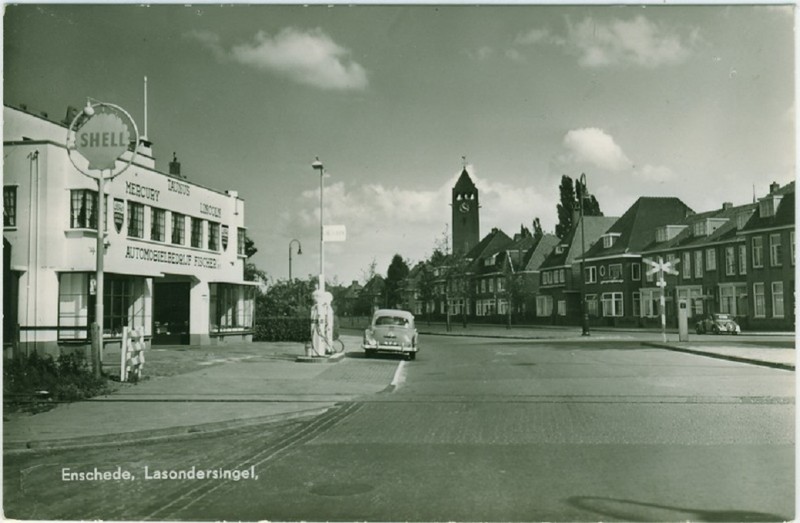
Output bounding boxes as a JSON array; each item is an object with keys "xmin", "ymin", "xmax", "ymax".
[
  {"xmin": 3, "ymin": 335, "xmax": 393, "ymax": 453},
  {"xmin": 406, "ymin": 323, "xmax": 796, "ymax": 371}
]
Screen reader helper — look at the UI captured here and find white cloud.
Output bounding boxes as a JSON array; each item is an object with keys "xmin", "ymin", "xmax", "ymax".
[
  {"xmin": 636, "ymin": 164, "xmax": 675, "ymax": 183},
  {"xmin": 467, "ymin": 46, "xmax": 494, "ymax": 61},
  {"xmin": 512, "ymin": 16, "xmax": 693, "ymax": 69},
  {"xmin": 189, "ymin": 27, "xmax": 368, "ymax": 91},
  {"xmin": 562, "ymin": 128, "xmax": 632, "ymax": 172},
  {"xmin": 505, "ymin": 48, "xmax": 526, "ymax": 63},
  {"xmin": 568, "ymin": 16, "xmax": 691, "ymax": 68},
  {"xmin": 279, "ymin": 167, "xmax": 554, "ymax": 282}
]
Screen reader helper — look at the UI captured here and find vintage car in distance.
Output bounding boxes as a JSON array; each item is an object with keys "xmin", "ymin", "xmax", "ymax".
[
  {"xmin": 362, "ymin": 309, "xmax": 419, "ymax": 360},
  {"xmin": 695, "ymin": 313, "xmax": 741, "ymax": 335}
]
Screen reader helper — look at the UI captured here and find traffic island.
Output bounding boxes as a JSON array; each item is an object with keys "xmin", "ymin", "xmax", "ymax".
[{"xmin": 295, "ymin": 351, "xmax": 347, "ymax": 364}]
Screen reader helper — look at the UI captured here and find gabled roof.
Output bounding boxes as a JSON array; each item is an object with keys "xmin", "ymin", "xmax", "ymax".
[
  {"xmin": 361, "ymin": 275, "xmax": 385, "ymax": 295},
  {"xmin": 583, "ymin": 197, "xmax": 694, "ymax": 260},
  {"xmin": 464, "ymin": 227, "xmax": 513, "ymax": 263},
  {"xmin": 541, "ymin": 216, "xmax": 618, "ymax": 268},
  {"xmin": 521, "ymin": 234, "xmax": 560, "ymax": 272},
  {"xmin": 641, "ymin": 201, "xmax": 757, "ymax": 253},
  {"xmin": 740, "ymin": 183, "xmax": 795, "ymax": 233}
]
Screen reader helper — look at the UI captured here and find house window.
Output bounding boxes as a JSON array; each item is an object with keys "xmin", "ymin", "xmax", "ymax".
[
  {"xmin": 497, "ymin": 277, "xmax": 505, "ymax": 292},
  {"xmin": 488, "ymin": 278, "xmax": 494, "ymax": 292},
  {"xmin": 209, "ymin": 284, "xmax": 255, "ymax": 332},
  {"xmin": 585, "ymin": 294, "xmax": 598, "ymax": 316},
  {"xmin": 705, "ymin": 249, "xmax": 716, "ymax": 271},
  {"xmin": 151, "ymin": 208, "xmax": 165, "ymax": 242},
  {"xmin": 557, "ymin": 300, "xmax": 566, "ymax": 316},
  {"xmin": 719, "ymin": 284, "xmax": 746, "ymax": 316},
  {"xmin": 599, "ymin": 265, "xmax": 606, "ymax": 278},
  {"xmin": 769, "ymin": 233, "xmax": 782, "ymax": 267},
  {"xmin": 738, "ymin": 245, "xmax": 747, "ymax": 274},
  {"xmin": 645, "ymin": 261, "xmax": 654, "ymax": 282},
  {"xmin": 584, "ymin": 266, "xmax": 597, "ymax": 283},
  {"xmin": 792, "ymin": 231, "xmax": 795, "ymax": 266},
  {"xmin": 481, "ymin": 279, "xmax": 486, "ymax": 293},
  {"xmin": 238, "ymin": 228, "xmax": 247, "ymax": 255},
  {"xmin": 536, "ymin": 295, "xmax": 553, "ymax": 316},
  {"xmin": 608, "ymin": 263, "xmax": 622, "ymax": 280},
  {"xmin": 640, "ymin": 288, "xmax": 660, "ymax": 317},
  {"xmin": 752, "ymin": 237, "xmax": 764, "ymax": 268},
  {"xmin": 104, "ymin": 276, "xmax": 150, "ymax": 337},
  {"xmin": 725, "ymin": 246, "xmax": 736, "ymax": 276},
  {"xmin": 3, "ymin": 186, "xmax": 17, "ymax": 227},
  {"xmin": 632, "ymin": 292, "xmax": 641, "ymax": 317},
  {"xmin": 753, "ymin": 283, "xmax": 766, "ymax": 318},
  {"xmin": 191, "ymin": 218, "xmax": 203, "ymax": 248},
  {"xmin": 693, "ymin": 251, "xmax": 703, "ymax": 278},
  {"xmin": 771, "ymin": 282, "xmax": 784, "ymax": 318},
  {"xmin": 682, "ymin": 252, "xmax": 691, "ymax": 279},
  {"xmin": 70, "ymin": 189, "xmax": 100, "ymax": 229},
  {"xmin": 58, "ymin": 273, "xmax": 89, "ymax": 340},
  {"xmin": 171, "ymin": 212, "xmax": 185, "ymax": 245},
  {"xmin": 208, "ymin": 222, "xmax": 220, "ymax": 251},
  {"xmin": 601, "ymin": 292, "xmax": 623, "ymax": 317},
  {"xmin": 127, "ymin": 202, "xmax": 145, "ymax": 238},
  {"xmin": 602, "ymin": 233, "xmax": 620, "ymax": 248},
  {"xmin": 677, "ymin": 287, "xmax": 704, "ymax": 316},
  {"xmin": 559, "ymin": 269, "xmax": 566, "ymax": 284},
  {"xmin": 631, "ymin": 263, "xmax": 641, "ymax": 281}
]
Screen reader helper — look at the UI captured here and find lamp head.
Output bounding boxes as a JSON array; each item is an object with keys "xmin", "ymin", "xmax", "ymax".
[
  {"xmin": 83, "ymin": 100, "xmax": 95, "ymax": 117},
  {"xmin": 297, "ymin": 246, "xmax": 303, "ymax": 255},
  {"xmin": 312, "ymin": 157, "xmax": 323, "ymax": 172}
]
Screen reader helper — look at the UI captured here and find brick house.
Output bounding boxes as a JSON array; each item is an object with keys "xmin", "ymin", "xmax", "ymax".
[
  {"xmin": 536, "ymin": 216, "xmax": 617, "ymax": 324},
  {"xmin": 581, "ymin": 197, "xmax": 694, "ymax": 326},
  {"xmin": 639, "ymin": 201, "xmax": 757, "ymax": 328},
  {"xmin": 737, "ymin": 182, "xmax": 795, "ymax": 330}
]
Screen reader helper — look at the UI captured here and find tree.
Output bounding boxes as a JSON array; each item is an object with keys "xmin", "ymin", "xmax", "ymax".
[
  {"xmin": 532, "ymin": 218, "xmax": 544, "ymax": 242},
  {"xmin": 361, "ymin": 258, "xmax": 378, "ymax": 285},
  {"xmin": 386, "ymin": 254, "xmax": 410, "ymax": 308},
  {"xmin": 416, "ymin": 263, "xmax": 437, "ymax": 325},
  {"xmin": 555, "ymin": 175, "xmax": 576, "ymax": 239},
  {"xmin": 575, "ymin": 176, "xmax": 603, "ymax": 216},
  {"xmin": 242, "ymin": 233, "xmax": 267, "ymax": 284}
]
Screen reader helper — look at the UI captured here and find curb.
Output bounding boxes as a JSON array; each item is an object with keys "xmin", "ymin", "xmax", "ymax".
[
  {"xmin": 4, "ymin": 406, "xmax": 332, "ymax": 455},
  {"xmin": 295, "ymin": 351, "xmax": 347, "ymax": 363},
  {"xmin": 643, "ymin": 342, "xmax": 795, "ymax": 372}
]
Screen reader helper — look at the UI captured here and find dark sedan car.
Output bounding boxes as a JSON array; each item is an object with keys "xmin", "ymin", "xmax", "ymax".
[{"xmin": 695, "ymin": 313, "xmax": 741, "ymax": 335}]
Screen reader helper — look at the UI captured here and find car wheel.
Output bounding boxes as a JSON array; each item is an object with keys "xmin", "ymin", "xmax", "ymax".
[
  {"xmin": 408, "ymin": 352, "xmax": 416, "ymax": 361},
  {"xmin": 365, "ymin": 349, "xmax": 375, "ymax": 358},
  {"xmin": 695, "ymin": 325, "xmax": 703, "ymax": 334},
  {"xmin": 712, "ymin": 326, "xmax": 720, "ymax": 335}
]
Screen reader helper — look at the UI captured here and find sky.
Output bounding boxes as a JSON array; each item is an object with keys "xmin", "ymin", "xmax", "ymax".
[{"xmin": 3, "ymin": 4, "xmax": 795, "ymax": 286}]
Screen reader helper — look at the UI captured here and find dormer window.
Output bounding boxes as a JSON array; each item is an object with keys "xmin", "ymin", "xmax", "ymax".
[
  {"xmin": 759, "ymin": 195, "xmax": 783, "ymax": 218},
  {"xmin": 693, "ymin": 221, "xmax": 707, "ymax": 237},
  {"xmin": 602, "ymin": 233, "xmax": 621, "ymax": 249},
  {"xmin": 555, "ymin": 244, "xmax": 566, "ymax": 254},
  {"xmin": 656, "ymin": 225, "xmax": 687, "ymax": 243}
]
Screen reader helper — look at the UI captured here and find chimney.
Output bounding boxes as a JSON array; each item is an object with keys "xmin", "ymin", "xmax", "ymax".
[
  {"xmin": 770, "ymin": 181, "xmax": 780, "ymax": 194},
  {"xmin": 169, "ymin": 152, "xmax": 182, "ymax": 178},
  {"xmin": 722, "ymin": 202, "xmax": 733, "ymax": 210}
]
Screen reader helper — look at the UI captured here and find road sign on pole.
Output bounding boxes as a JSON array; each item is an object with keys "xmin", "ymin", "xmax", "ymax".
[
  {"xmin": 323, "ymin": 224, "xmax": 347, "ymax": 242},
  {"xmin": 644, "ymin": 256, "xmax": 680, "ymax": 343},
  {"xmin": 67, "ymin": 100, "xmax": 139, "ymax": 377}
]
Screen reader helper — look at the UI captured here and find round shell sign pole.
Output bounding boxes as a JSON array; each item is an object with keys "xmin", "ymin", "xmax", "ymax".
[{"xmin": 67, "ymin": 100, "xmax": 139, "ymax": 377}]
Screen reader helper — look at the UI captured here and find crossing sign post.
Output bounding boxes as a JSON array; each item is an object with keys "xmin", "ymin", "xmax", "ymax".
[{"xmin": 644, "ymin": 256, "xmax": 680, "ymax": 342}]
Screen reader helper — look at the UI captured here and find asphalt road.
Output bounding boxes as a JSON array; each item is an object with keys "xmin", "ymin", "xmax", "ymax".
[{"xmin": 4, "ymin": 336, "xmax": 795, "ymax": 522}]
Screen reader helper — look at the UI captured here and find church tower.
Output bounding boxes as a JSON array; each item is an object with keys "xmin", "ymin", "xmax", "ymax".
[{"xmin": 451, "ymin": 165, "xmax": 480, "ymax": 256}]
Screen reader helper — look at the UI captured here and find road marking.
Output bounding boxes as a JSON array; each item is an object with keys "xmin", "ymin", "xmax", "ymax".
[{"xmin": 391, "ymin": 361, "xmax": 408, "ymax": 390}]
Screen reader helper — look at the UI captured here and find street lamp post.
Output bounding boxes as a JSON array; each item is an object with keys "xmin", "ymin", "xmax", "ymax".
[
  {"xmin": 579, "ymin": 172, "xmax": 590, "ymax": 336},
  {"xmin": 288, "ymin": 239, "xmax": 302, "ymax": 281},
  {"xmin": 312, "ymin": 158, "xmax": 325, "ymax": 292}
]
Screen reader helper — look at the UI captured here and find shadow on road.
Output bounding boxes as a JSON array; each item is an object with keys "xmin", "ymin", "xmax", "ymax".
[{"xmin": 567, "ymin": 495, "xmax": 789, "ymax": 522}]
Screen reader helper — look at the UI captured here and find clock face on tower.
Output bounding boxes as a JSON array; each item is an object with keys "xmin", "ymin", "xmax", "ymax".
[{"xmin": 459, "ymin": 201, "xmax": 470, "ymax": 213}]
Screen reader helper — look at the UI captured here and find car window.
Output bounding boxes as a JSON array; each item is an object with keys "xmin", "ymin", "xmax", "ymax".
[{"xmin": 375, "ymin": 316, "xmax": 409, "ymax": 326}]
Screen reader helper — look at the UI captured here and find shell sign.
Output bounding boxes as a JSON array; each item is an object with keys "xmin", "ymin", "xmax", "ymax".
[{"xmin": 75, "ymin": 112, "xmax": 132, "ymax": 170}]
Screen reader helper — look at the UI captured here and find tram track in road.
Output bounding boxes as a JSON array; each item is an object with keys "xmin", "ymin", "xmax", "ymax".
[{"xmin": 144, "ymin": 401, "xmax": 364, "ymax": 521}]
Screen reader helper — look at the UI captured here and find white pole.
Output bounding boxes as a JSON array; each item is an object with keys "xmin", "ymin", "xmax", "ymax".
[
  {"xmin": 143, "ymin": 76, "xmax": 148, "ymax": 140},
  {"xmin": 93, "ymin": 172, "xmax": 105, "ymax": 376},
  {"xmin": 320, "ymin": 168, "xmax": 325, "ymax": 293}
]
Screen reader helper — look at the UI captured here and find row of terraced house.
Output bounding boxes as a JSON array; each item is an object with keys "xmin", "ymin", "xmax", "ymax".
[{"xmin": 399, "ymin": 180, "xmax": 794, "ymax": 332}]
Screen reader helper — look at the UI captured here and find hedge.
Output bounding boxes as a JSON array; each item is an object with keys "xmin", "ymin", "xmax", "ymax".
[{"xmin": 254, "ymin": 316, "xmax": 340, "ymax": 342}]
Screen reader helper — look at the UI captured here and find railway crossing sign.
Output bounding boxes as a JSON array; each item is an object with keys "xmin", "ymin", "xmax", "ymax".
[
  {"xmin": 643, "ymin": 256, "xmax": 680, "ymax": 343},
  {"xmin": 644, "ymin": 257, "xmax": 679, "ymax": 276}
]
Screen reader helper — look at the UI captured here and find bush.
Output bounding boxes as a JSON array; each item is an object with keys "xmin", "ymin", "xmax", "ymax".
[
  {"xmin": 253, "ymin": 316, "xmax": 340, "ymax": 342},
  {"xmin": 4, "ymin": 350, "xmax": 111, "ymax": 412}
]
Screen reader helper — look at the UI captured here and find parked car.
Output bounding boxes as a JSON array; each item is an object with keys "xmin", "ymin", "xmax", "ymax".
[
  {"xmin": 362, "ymin": 309, "xmax": 419, "ymax": 360},
  {"xmin": 695, "ymin": 313, "xmax": 741, "ymax": 335}
]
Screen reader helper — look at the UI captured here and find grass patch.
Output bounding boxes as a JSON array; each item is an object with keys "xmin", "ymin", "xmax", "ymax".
[{"xmin": 3, "ymin": 351, "xmax": 113, "ymax": 414}]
